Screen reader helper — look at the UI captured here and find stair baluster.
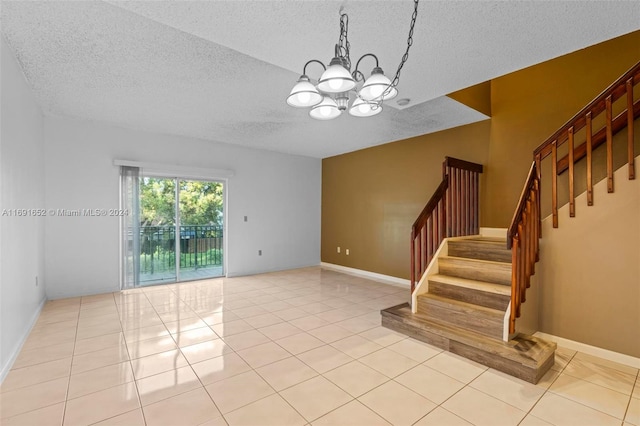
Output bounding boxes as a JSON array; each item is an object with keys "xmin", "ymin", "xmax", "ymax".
[{"xmin": 410, "ymin": 157, "xmax": 483, "ymax": 292}]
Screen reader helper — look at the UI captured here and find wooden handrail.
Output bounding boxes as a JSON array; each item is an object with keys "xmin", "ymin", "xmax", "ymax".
[
  {"xmin": 412, "ymin": 179, "xmax": 448, "ymax": 231},
  {"xmin": 444, "ymin": 156, "xmax": 484, "ymax": 174},
  {"xmin": 410, "ymin": 157, "xmax": 483, "ymax": 292},
  {"xmin": 508, "ymin": 60, "xmax": 640, "ymax": 335}
]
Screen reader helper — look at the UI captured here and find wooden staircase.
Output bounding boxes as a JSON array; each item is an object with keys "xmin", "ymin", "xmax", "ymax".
[
  {"xmin": 382, "ymin": 60, "xmax": 639, "ymax": 385},
  {"xmin": 383, "ymin": 237, "xmax": 556, "ymax": 383}
]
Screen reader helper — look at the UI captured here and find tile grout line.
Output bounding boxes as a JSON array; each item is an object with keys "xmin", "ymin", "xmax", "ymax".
[
  {"xmin": 188, "ymin": 282, "xmax": 310, "ymax": 425},
  {"xmin": 173, "ymin": 285, "xmax": 229, "ymax": 424},
  {"xmin": 61, "ymin": 296, "xmax": 83, "ymax": 426},
  {"xmin": 622, "ymin": 370, "xmax": 640, "ymax": 425},
  {"xmin": 516, "ymin": 349, "xmax": 575, "ymax": 425},
  {"xmin": 120, "ymin": 290, "xmax": 148, "ymax": 426}
]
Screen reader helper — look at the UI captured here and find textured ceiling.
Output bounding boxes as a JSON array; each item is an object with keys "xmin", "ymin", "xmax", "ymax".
[{"xmin": 2, "ymin": 1, "xmax": 639, "ymax": 158}]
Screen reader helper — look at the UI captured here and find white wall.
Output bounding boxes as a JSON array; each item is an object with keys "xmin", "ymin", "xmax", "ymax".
[
  {"xmin": 44, "ymin": 116, "xmax": 321, "ymax": 298},
  {"xmin": 0, "ymin": 37, "xmax": 46, "ymax": 379}
]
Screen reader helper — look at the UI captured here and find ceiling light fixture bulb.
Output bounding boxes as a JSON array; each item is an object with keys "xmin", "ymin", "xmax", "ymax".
[
  {"xmin": 309, "ymin": 96, "xmax": 341, "ymax": 120},
  {"xmin": 287, "ymin": 75, "xmax": 323, "ymax": 108},
  {"xmin": 359, "ymin": 67, "xmax": 398, "ymax": 101},
  {"xmin": 317, "ymin": 57, "xmax": 356, "ymax": 94},
  {"xmin": 349, "ymin": 97, "xmax": 382, "ymax": 117}
]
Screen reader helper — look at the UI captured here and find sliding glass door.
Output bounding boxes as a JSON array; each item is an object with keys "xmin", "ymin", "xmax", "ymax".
[
  {"xmin": 129, "ymin": 175, "xmax": 224, "ymax": 286},
  {"xmin": 139, "ymin": 177, "xmax": 177, "ymax": 285},
  {"xmin": 177, "ymin": 179, "xmax": 224, "ymax": 282}
]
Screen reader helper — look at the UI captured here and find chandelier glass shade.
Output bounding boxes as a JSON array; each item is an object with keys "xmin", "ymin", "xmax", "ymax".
[
  {"xmin": 348, "ymin": 97, "xmax": 382, "ymax": 118},
  {"xmin": 360, "ymin": 68, "xmax": 398, "ymax": 101},
  {"xmin": 317, "ymin": 57, "xmax": 357, "ymax": 94},
  {"xmin": 309, "ymin": 96, "xmax": 341, "ymax": 120},
  {"xmin": 286, "ymin": 0, "xmax": 419, "ymax": 121},
  {"xmin": 286, "ymin": 75, "xmax": 323, "ymax": 107}
]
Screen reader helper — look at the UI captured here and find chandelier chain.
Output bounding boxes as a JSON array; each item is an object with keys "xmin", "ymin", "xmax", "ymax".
[
  {"xmin": 338, "ymin": 13, "xmax": 351, "ymax": 70},
  {"xmin": 388, "ymin": 0, "xmax": 419, "ymax": 92}
]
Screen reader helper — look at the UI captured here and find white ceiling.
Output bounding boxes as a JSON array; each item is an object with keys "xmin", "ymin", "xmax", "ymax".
[{"xmin": 2, "ymin": 1, "xmax": 639, "ymax": 158}]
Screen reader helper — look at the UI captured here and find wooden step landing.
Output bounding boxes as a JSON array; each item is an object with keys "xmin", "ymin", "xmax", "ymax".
[{"xmin": 381, "ymin": 303, "xmax": 556, "ymax": 384}]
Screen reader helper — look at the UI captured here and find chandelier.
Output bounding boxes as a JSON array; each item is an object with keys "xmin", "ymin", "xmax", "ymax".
[{"xmin": 286, "ymin": 0, "xmax": 419, "ymax": 120}]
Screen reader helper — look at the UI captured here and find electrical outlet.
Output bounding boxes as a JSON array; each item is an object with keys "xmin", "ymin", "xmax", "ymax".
[
  {"xmin": 35, "ymin": 276, "xmax": 39, "ymax": 287},
  {"xmin": 258, "ymin": 250, "xmax": 262, "ymax": 256},
  {"xmin": 337, "ymin": 246, "xmax": 341, "ymax": 253},
  {"xmin": 346, "ymin": 249, "xmax": 350, "ymax": 255}
]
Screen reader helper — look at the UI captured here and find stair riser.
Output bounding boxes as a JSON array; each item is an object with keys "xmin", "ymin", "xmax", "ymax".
[
  {"xmin": 417, "ymin": 299, "xmax": 503, "ymax": 339},
  {"xmin": 448, "ymin": 240, "xmax": 512, "ymax": 263},
  {"xmin": 439, "ymin": 257, "xmax": 511, "ymax": 285},
  {"xmin": 429, "ymin": 280, "xmax": 510, "ymax": 311}
]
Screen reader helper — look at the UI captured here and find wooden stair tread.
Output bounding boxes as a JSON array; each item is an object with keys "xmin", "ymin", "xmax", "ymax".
[
  {"xmin": 447, "ymin": 238, "xmax": 512, "ymax": 263},
  {"xmin": 440, "ymin": 255, "xmax": 510, "ymax": 266},
  {"xmin": 439, "ymin": 256, "xmax": 512, "ymax": 286},
  {"xmin": 429, "ymin": 274, "xmax": 511, "ymax": 295},
  {"xmin": 382, "ymin": 303, "xmax": 556, "ymax": 369},
  {"xmin": 418, "ymin": 293, "xmax": 504, "ymax": 318},
  {"xmin": 452, "ymin": 236, "xmax": 507, "ymax": 243}
]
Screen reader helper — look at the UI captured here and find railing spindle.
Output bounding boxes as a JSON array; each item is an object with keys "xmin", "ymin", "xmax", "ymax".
[
  {"xmin": 447, "ymin": 167, "xmax": 452, "ymax": 237},
  {"xmin": 535, "ymin": 155, "xmax": 542, "ymax": 238},
  {"xmin": 568, "ymin": 126, "xmax": 575, "ymax": 217},
  {"xmin": 457, "ymin": 168, "xmax": 461, "ymax": 235},
  {"xmin": 552, "ymin": 140, "xmax": 558, "ymax": 228},
  {"xmin": 410, "ymin": 230, "xmax": 415, "ymax": 292},
  {"xmin": 509, "ymin": 235, "xmax": 519, "ymax": 333},
  {"xmin": 586, "ymin": 112, "xmax": 594, "ymax": 206},
  {"xmin": 606, "ymin": 95, "xmax": 614, "ymax": 193},
  {"xmin": 427, "ymin": 217, "xmax": 433, "ymax": 265},
  {"xmin": 627, "ymin": 78, "xmax": 635, "ymax": 180}
]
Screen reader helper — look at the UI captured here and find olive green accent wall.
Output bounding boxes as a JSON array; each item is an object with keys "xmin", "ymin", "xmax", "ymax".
[
  {"xmin": 448, "ymin": 81, "xmax": 492, "ymax": 117},
  {"xmin": 322, "ymin": 120, "xmax": 490, "ymax": 279}
]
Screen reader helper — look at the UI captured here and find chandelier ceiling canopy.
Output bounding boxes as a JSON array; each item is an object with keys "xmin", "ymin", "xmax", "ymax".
[{"xmin": 287, "ymin": 0, "xmax": 420, "ymax": 120}]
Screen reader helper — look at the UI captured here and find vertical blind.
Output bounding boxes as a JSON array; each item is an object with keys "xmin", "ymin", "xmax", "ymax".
[{"xmin": 120, "ymin": 166, "xmax": 140, "ymax": 289}]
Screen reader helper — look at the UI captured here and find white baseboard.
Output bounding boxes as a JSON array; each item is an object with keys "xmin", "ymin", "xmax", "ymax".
[
  {"xmin": 535, "ymin": 332, "xmax": 640, "ymax": 369},
  {"xmin": 480, "ymin": 227, "xmax": 508, "ymax": 239},
  {"xmin": 320, "ymin": 262, "xmax": 410, "ymax": 288},
  {"xmin": 0, "ymin": 297, "xmax": 47, "ymax": 384}
]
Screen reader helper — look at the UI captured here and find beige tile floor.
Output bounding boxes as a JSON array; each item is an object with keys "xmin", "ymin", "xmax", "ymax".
[{"xmin": 1, "ymin": 267, "xmax": 638, "ymax": 426}]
